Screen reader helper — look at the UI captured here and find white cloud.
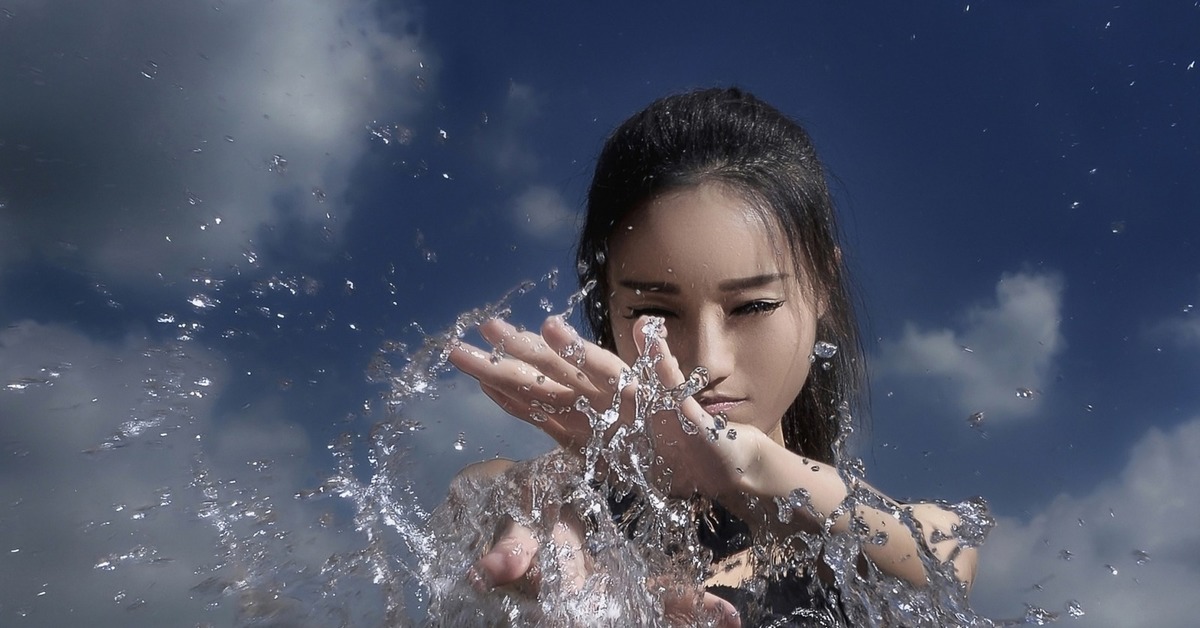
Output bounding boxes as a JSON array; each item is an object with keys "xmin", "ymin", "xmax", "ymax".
[
  {"xmin": 485, "ymin": 81, "xmax": 544, "ymax": 176},
  {"xmin": 875, "ymin": 272, "xmax": 1065, "ymax": 422},
  {"xmin": 971, "ymin": 416, "xmax": 1200, "ymax": 626},
  {"xmin": 0, "ymin": 0, "xmax": 427, "ymax": 284},
  {"xmin": 511, "ymin": 184, "xmax": 577, "ymax": 241},
  {"xmin": 0, "ymin": 321, "xmax": 356, "ymax": 626}
]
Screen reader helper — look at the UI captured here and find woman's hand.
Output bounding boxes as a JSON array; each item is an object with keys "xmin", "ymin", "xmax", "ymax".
[
  {"xmin": 448, "ymin": 315, "xmax": 761, "ymax": 500},
  {"xmin": 472, "ymin": 505, "xmax": 741, "ymax": 627}
]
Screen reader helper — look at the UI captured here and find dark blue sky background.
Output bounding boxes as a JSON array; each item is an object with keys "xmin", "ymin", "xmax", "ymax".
[{"xmin": 2, "ymin": 1, "xmax": 1198, "ymax": 625}]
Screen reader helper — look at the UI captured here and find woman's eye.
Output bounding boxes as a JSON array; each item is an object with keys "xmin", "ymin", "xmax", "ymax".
[
  {"xmin": 622, "ymin": 307, "xmax": 675, "ymax": 320},
  {"xmin": 735, "ymin": 300, "xmax": 785, "ymax": 316}
]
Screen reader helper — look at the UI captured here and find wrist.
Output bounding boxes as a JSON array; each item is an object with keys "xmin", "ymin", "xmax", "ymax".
[{"xmin": 713, "ymin": 428, "xmax": 769, "ymax": 503}]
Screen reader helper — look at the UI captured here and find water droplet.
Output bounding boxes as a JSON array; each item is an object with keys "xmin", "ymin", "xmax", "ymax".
[
  {"xmin": 1109, "ymin": 221, "xmax": 1126, "ymax": 234},
  {"xmin": 312, "ymin": 187, "xmax": 326, "ymax": 202},
  {"xmin": 1058, "ymin": 549, "xmax": 1072, "ymax": 561},
  {"xmin": 1066, "ymin": 600, "xmax": 1085, "ymax": 618},
  {"xmin": 268, "ymin": 154, "xmax": 288, "ymax": 174},
  {"xmin": 1022, "ymin": 605, "xmax": 1058, "ymax": 625},
  {"xmin": 1015, "ymin": 387, "xmax": 1035, "ymax": 399},
  {"xmin": 535, "ymin": 269, "xmax": 559, "ymax": 293},
  {"xmin": 452, "ymin": 433, "xmax": 465, "ymax": 451},
  {"xmin": 1132, "ymin": 549, "xmax": 1150, "ymax": 565},
  {"xmin": 1105, "ymin": 564, "xmax": 1118, "ymax": 576},
  {"xmin": 968, "ymin": 412, "xmax": 985, "ymax": 429},
  {"xmin": 539, "ymin": 297, "xmax": 553, "ymax": 312},
  {"xmin": 188, "ymin": 294, "xmax": 218, "ymax": 310},
  {"xmin": 812, "ymin": 341, "xmax": 838, "ymax": 359},
  {"xmin": 725, "ymin": 429, "xmax": 737, "ymax": 441}
]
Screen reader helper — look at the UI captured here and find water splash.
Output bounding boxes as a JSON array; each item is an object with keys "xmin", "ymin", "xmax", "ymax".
[
  {"xmin": 411, "ymin": 300, "xmax": 998, "ymax": 626},
  {"xmin": 157, "ymin": 275, "xmax": 1007, "ymax": 626}
]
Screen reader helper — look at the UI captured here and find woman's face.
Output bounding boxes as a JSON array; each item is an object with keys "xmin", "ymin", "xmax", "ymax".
[{"xmin": 606, "ymin": 183, "xmax": 821, "ymax": 445}]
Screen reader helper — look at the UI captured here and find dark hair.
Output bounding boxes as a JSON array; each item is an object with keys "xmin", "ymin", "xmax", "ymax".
[{"xmin": 576, "ymin": 87, "xmax": 863, "ymax": 465}]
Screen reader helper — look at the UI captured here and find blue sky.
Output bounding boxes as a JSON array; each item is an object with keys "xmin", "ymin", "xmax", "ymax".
[{"xmin": 2, "ymin": 1, "xmax": 1198, "ymax": 625}]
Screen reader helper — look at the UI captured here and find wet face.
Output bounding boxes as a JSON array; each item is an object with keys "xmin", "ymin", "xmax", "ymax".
[{"xmin": 606, "ymin": 183, "xmax": 820, "ymax": 445}]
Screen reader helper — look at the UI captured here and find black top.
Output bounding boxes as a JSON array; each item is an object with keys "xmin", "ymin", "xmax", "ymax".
[
  {"xmin": 697, "ymin": 502, "xmax": 847, "ymax": 627},
  {"xmin": 608, "ymin": 491, "xmax": 848, "ymax": 627}
]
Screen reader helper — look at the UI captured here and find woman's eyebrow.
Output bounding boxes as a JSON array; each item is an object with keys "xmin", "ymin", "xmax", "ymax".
[
  {"xmin": 718, "ymin": 273, "xmax": 788, "ymax": 292},
  {"xmin": 615, "ymin": 273, "xmax": 788, "ymax": 294}
]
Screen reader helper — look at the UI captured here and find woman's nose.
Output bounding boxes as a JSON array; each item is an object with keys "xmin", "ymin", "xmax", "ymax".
[{"xmin": 683, "ymin": 320, "xmax": 734, "ymax": 383}]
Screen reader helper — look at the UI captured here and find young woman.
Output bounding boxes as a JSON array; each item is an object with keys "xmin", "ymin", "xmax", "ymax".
[{"xmin": 447, "ymin": 88, "xmax": 979, "ymax": 625}]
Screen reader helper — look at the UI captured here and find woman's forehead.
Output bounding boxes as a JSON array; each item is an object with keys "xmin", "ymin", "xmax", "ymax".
[{"xmin": 609, "ymin": 185, "xmax": 788, "ymax": 267}]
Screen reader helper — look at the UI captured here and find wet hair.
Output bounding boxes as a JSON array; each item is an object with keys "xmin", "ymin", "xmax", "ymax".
[{"xmin": 576, "ymin": 87, "xmax": 864, "ymax": 465}]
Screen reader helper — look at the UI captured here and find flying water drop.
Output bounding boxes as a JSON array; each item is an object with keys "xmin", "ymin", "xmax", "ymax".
[{"xmin": 812, "ymin": 340, "xmax": 838, "ymax": 360}]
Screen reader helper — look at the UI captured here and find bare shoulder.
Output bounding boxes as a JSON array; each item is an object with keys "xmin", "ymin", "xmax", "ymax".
[{"xmin": 456, "ymin": 457, "xmax": 516, "ymax": 482}]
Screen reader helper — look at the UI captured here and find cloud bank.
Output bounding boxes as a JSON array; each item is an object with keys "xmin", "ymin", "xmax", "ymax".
[
  {"xmin": 875, "ymin": 272, "xmax": 1065, "ymax": 422},
  {"xmin": 511, "ymin": 184, "xmax": 577, "ymax": 242},
  {"xmin": 0, "ymin": 0, "xmax": 427, "ymax": 284},
  {"xmin": 973, "ymin": 416, "xmax": 1200, "ymax": 625}
]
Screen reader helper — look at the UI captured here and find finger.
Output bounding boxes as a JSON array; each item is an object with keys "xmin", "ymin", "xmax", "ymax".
[
  {"xmin": 539, "ymin": 316, "xmax": 629, "ymax": 385},
  {"xmin": 479, "ymin": 381, "xmax": 576, "ymax": 448},
  {"xmin": 640, "ymin": 318, "xmax": 715, "ymax": 434},
  {"xmin": 473, "ymin": 520, "xmax": 540, "ymax": 590},
  {"xmin": 546, "ymin": 511, "xmax": 589, "ymax": 592},
  {"xmin": 702, "ymin": 591, "xmax": 742, "ymax": 628},
  {"xmin": 479, "ymin": 319, "xmax": 601, "ymax": 396},
  {"xmin": 451, "ymin": 338, "xmax": 578, "ymax": 411}
]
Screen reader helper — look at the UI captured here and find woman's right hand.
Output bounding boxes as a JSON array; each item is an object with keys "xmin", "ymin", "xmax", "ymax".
[
  {"xmin": 448, "ymin": 315, "xmax": 760, "ymax": 502},
  {"xmin": 471, "ymin": 510, "xmax": 741, "ymax": 627},
  {"xmin": 460, "ymin": 460, "xmax": 741, "ymax": 626}
]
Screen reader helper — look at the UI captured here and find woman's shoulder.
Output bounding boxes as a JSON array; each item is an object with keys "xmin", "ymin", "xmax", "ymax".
[{"xmin": 454, "ymin": 457, "xmax": 516, "ymax": 482}]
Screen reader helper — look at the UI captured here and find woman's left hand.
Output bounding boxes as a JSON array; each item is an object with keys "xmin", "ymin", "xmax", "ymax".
[{"xmin": 448, "ymin": 315, "xmax": 759, "ymax": 499}]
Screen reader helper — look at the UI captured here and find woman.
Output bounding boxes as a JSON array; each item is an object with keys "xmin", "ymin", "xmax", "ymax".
[{"xmin": 447, "ymin": 88, "xmax": 979, "ymax": 625}]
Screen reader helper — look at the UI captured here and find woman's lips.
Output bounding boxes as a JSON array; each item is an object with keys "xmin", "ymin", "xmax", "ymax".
[{"xmin": 699, "ymin": 399, "xmax": 744, "ymax": 415}]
